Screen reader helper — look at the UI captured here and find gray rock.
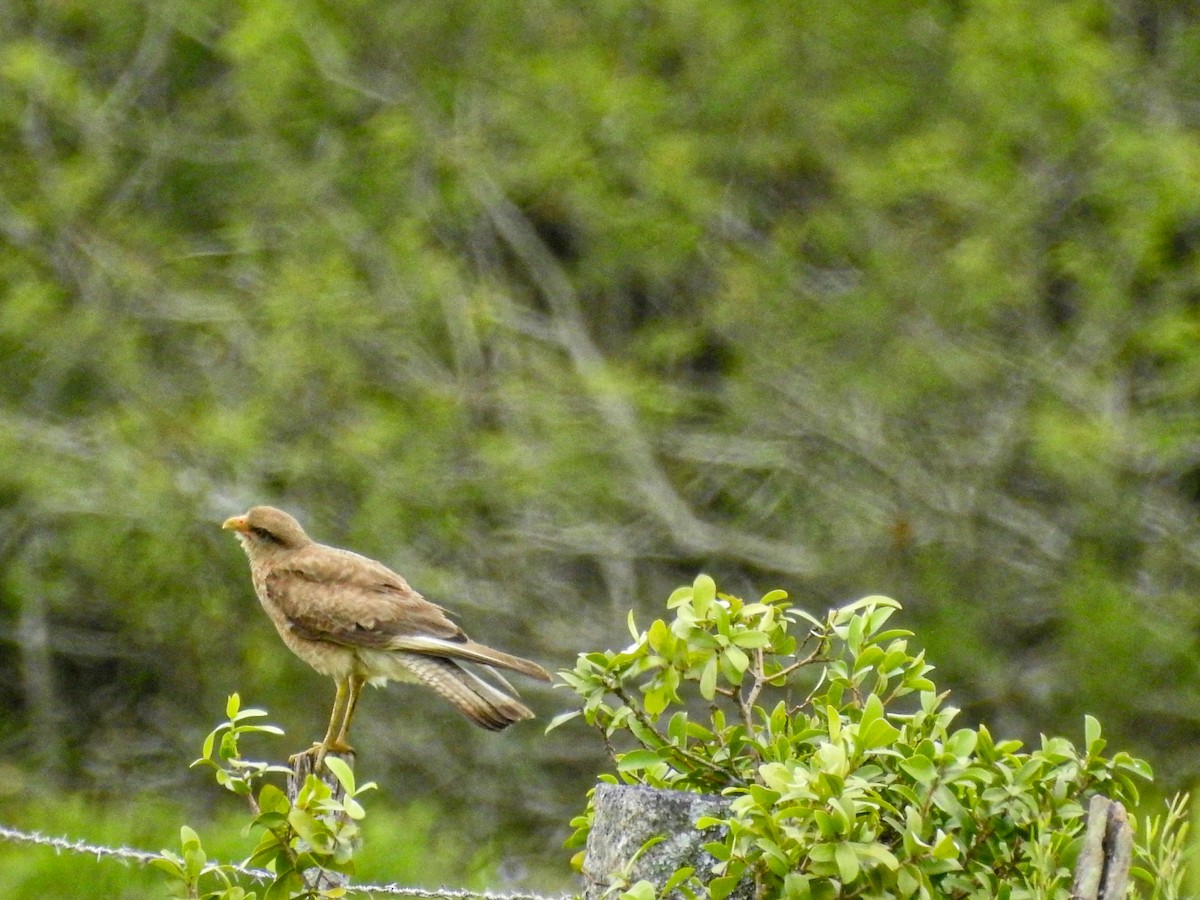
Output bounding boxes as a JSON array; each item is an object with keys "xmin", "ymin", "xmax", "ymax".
[{"xmin": 583, "ymin": 782, "xmax": 753, "ymax": 899}]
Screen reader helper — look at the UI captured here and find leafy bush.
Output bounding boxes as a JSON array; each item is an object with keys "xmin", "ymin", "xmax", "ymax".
[
  {"xmin": 557, "ymin": 576, "xmax": 1191, "ymax": 899},
  {"xmin": 156, "ymin": 694, "xmax": 376, "ymax": 899}
]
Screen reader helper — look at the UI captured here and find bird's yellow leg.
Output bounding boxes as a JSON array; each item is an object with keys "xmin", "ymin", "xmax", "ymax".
[
  {"xmin": 288, "ymin": 677, "xmax": 361, "ymax": 767},
  {"xmin": 334, "ymin": 674, "xmax": 365, "ymax": 750},
  {"xmin": 289, "ymin": 676, "xmax": 348, "ymax": 768},
  {"xmin": 321, "ymin": 676, "xmax": 353, "ymax": 754}
]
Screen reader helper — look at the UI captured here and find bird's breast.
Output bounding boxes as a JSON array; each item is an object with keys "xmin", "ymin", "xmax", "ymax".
[
  {"xmin": 275, "ymin": 623, "xmax": 359, "ymax": 679},
  {"xmin": 251, "ymin": 572, "xmax": 357, "ymax": 679}
]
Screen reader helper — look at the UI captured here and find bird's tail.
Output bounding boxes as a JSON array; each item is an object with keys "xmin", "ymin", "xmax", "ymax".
[
  {"xmin": 391, "ymin": 635, "xmax": 552, "ymax": 682},
  {"xmin": 399, "ymin": 653, "xmax": 536, "ymax": 731}
]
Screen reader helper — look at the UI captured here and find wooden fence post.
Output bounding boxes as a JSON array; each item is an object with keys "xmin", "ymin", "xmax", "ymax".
[
  {"xmin": 287, "ymin": 751, "xmax": 356, "ymax": 893},
  {"xmin": 1071, "ymin": 795, "xmax": 1133, "ymax": 900}
]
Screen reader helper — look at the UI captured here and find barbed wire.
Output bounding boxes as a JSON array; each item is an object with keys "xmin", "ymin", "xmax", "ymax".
[
  {"xmin": 348, "ymin": 885, "xmax": 568, "ymax": 900},
  {"xmin": 0, "ymin": 823, "xmax": 273, "ymax": 883},
  {"xmin": 0, "ymin": 823, "xmax": 571, "ymax": 900}
]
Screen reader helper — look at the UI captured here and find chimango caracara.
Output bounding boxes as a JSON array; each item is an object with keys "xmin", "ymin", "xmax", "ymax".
[{"xmin": 223, "ymin": 506, "xmax": 550, "ymax": 760}]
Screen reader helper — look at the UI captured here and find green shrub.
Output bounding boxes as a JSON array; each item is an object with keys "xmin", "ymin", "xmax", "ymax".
[
  {"xmin": 155, "ymin": 694, "xmax": 376, "ymax": 899},
  {"xmin": 557, "ymin": 576, "xmax": 1190, "ymax": 899}
]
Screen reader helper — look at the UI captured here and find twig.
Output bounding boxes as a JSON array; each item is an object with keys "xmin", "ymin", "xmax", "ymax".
[
  {"xmin": 611, "ymin": 685, "xmax": 745, "ymax": 787},
  {"xmin": 471, "ymin": 173, "xmax": 818, "ymax": 576}
]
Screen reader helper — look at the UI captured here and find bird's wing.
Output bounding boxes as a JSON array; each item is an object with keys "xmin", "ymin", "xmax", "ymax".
[
  {"xmin": 264, "ymin": 545, "xmax": 464, "ymax": 644},
  {"xmin": 264, "ymin": 545, "xmax": 550, "ymax": 681}
]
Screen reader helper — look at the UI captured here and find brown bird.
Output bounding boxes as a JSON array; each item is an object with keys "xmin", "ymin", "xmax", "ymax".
[{"xmin": 222, "ymin": 506, "xmax": 550, "ymax": 761}]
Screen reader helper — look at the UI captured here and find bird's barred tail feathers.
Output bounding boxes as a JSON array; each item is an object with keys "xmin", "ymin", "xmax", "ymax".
[{"xmin": 399, "ymin": 653, "xmax": 536, "ymax": 731}]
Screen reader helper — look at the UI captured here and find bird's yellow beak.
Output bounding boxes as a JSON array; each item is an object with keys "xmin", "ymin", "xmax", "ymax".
[{"xmin": 222, "ymin": 515, "xmax": 249, "ymax": 533}]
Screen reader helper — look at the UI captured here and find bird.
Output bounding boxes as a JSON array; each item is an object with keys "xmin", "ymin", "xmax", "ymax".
[{"xmin": 222, "ymin": 505, "xmax": 551, "ymax": 762}]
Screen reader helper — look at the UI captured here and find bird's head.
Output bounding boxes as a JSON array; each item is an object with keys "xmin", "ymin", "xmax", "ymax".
[{"xmin": 222, "ymin": 506, "xmax": 313, "ymax": 555}]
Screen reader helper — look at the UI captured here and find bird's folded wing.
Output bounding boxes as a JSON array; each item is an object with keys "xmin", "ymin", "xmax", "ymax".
[
  {"xmin": 264, "ymin": 549, "xmax": 550, "ymax": 682},
  {"xmin": 264, "ymin": 549, "xmax": 464, "ymax": 645}
]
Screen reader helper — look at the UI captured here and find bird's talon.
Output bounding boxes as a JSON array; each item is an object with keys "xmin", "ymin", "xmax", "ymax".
[
  {"xmin": 288, "ymin": 743, "xmax": 327, "ymax": 767},
  {"xmin": 288, "ymin": 741, "xmax": 354, "ymax": 772}
]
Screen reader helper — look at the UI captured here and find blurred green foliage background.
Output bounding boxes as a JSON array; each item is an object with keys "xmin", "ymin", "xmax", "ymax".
[{"xmin": 3, "ymin": 0, "xmax": 1200, "ymax": 893}]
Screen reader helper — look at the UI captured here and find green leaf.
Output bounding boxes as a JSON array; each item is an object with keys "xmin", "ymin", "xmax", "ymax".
[
  {"xmin": 699, "ymin": 657, "xmax": 718, "ymax": 700},
  {"xmin": 324, "ymin": 756, "xmax": 357, "ymax": 795},
  {"xmin": 858, "ymin": 693, "xmax": 884, "ymax": 730},
  {"xmin": 847, "ymin": 612, "xmax": 865, "ymax": 653},
  {"xmin": 257, "ymin": 783, "xmax": 290, "ymax": 816},
  {"xmin": 1114, "ymin": 755, "xmax": 1154, "ymax": 780},
  {"xmin": 225, "ymin": 693, "xmax": 241, "ymax": 719},
  {"xmin": 199, "ymin": 728, "xmax": 217, "ymax": 763},
  {"xmin": 647, "ymin": 618, "xmax": 673, "ymax": 654},
  {"xmin": 702, "ymin": 838, "xmax": 731, "ymax": 861},
  {"xmin": 179, "ymin": 825, "xmax": 202, "ymax": 850},
  {"xmin": 945, "ymin": 728, "xmax": 978, "ymax": 759},
  {"xmin": 617, "ymin": 749, "xmax": 664, "ymax": 771},
  {"xmin": 859, "ymin": 717, "xmax": 901, "ymax": 751},
  {"xmin": 865, "ymin": 605, "xmax": 897, "ymax": 638},
  {"xmin": 976, "ymin": 724, "xmax": 995, "ymax": 761},
  {"xmin": 232, "ymin": 707, "xmax": 272, "ymax": 723},
  {"xmin": 666, "ymin": 586, "xmax": 693, "ymax": 608},
  {"xmin": 724, "ymin": 644, "xmax": 750, "ymax": 674},
  {"xmin": 1084, "ymin": 714, "xmax": 1102, "ymax": 754},
  {"xmin": 693, "ymin": 573, "xmax": 716, "ymax": 616},
  {"xmin": 824, "ymin": 705, "xmax": 843, "ymax": 743},
  {"xmin": 149, "ymin": 856, "xmax": 185, "ymax": 879},
  {"xmin": 834, "ymin": 842, "xmax": 859, "ymax": 884},
  {"xmin": 748, "ymin": 783, "xmax": 780, "ymax": 809},
  {"xmin": 252, "ymin": 811, "xmax": 289, "ymax": 835},
  {"xmin": 899, "ymin": 755, "xmax": 938, "ymax": 784},
  {"xmin": 264, "ymin": 873, "xmax": 301, "ymax": 900},
  {"xmin": 287, "ymin": 807, "xmax": 327, "ymax": 848},
  {"xmin": 184, "ymin": 848, "xmax": 207, "ymax": 880},
  {"xmin": 852, "ymin": 645, "xmax": 885, "ymax": 673},
  {"xmin": 643, "ymin": 684, "xmax": 671, "ymax": 717},
  {"xmin": 857, "ymin": 843, "xmax": 900, "ymax": 871},
  {"xmin": 931, "ymin": 830, "xmax": 958, "ymax": 860},
  {"xmin": 545, "ymin": 710, "xmax": 583, "ymax": 733},
  {"xmin": 667, "ymin": 711, "xmax": 688, "ymax": 743},
  {"xmin": 709, "ymin": 874, "xmax": 742, "ymax": 900},
  {"xmin": 841, "ymin": 594, "xmax": 901, "ymax": 614},
  {"xmin": 620, "ymin": 880, "xmax": 656, "ymax": 900},
  {"xmin": 731, "ymin": 629, "xmax": 771, "ymax": 649},
  {"xmin": 662, "ymin": 866, "xmax": 695, "ymax": 893},
  {"xmin": 813, "ymin": 810, "xmax": 839, "ymax": 840}
]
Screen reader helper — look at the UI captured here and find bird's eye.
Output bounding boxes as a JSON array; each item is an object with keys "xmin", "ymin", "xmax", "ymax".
[{"xmin": 250, "ymin": 526, "xmax": 275, "ymax": 541}]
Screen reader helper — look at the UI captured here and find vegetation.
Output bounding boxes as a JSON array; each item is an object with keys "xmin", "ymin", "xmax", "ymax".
[
  {"xmin": 3, "ymin": 0, "xmax": 1200, "ymax": 893},
  {"xmin": 560, "ymin": 577, "xmax": 1191, "ymax": 898},
  {"xmin": 0, "ymin": 694, "xmax": 502, "ymax": 899},
  {"xmin": 157, "ymin": 693, "xmax": 376, "ymax": 899}
]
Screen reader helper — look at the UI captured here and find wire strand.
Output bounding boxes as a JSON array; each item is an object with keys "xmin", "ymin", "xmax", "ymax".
[{"xmin": 0, "ymin": 823, "xmax": 569, "ymax": 900}]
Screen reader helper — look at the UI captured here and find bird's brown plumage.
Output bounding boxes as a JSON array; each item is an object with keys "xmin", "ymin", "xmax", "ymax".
[{"xmin": 222, "ymin": 506, "xmax": 550, "ymax": 756}]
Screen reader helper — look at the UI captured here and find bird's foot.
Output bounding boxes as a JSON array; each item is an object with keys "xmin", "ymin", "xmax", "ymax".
[
  {"xmin": 288, "ymin": 741, "xmax": 354, "ymax": 772},
  {"xmin": 288, "ymin": 742, "xmax": 325, "ymax": 767}
]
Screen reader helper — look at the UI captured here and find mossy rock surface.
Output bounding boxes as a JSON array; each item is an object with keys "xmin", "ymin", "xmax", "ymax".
[{"xmin": 583, "ymin": 783, "xmax": 751, "ymax": 900}]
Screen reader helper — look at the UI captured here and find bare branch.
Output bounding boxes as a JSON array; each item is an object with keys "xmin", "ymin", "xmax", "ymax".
[{"xmin": 472, "ymin": 174, "xmax": 818, "ymax": 575}]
